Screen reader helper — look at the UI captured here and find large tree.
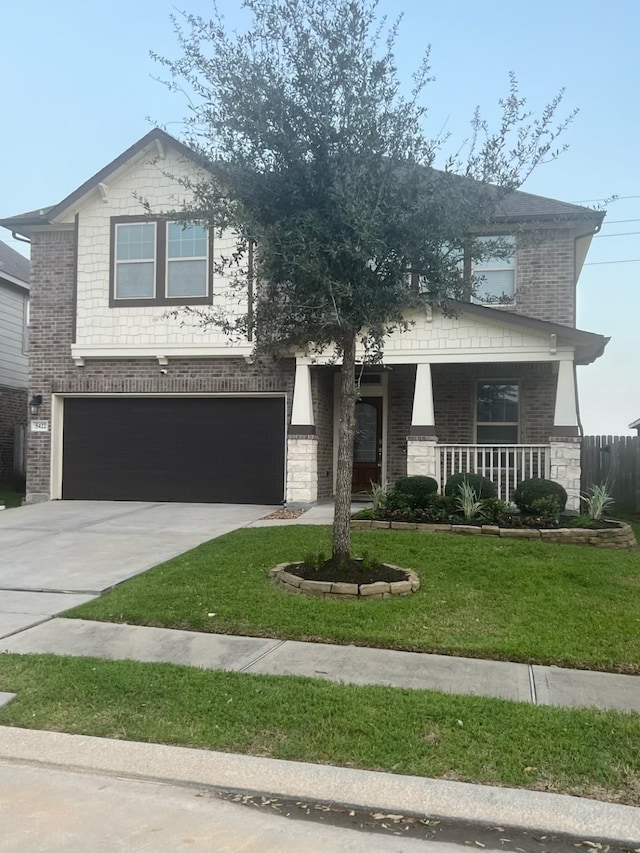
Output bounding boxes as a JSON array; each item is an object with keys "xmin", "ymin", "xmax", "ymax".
[{"xmin": 155, "ymin": 0, "xmax": 574, "ymax": 561}]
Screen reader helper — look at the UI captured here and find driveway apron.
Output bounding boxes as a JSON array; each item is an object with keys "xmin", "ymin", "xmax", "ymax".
[{"xmin": 0, "ymin": 501, "xmax": 272, "ymax": 639}]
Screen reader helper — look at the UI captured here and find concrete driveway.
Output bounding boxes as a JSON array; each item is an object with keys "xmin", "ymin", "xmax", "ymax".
[{"xmin": 0, "ymin": 501, "xmax": 273, "ymax": 640}]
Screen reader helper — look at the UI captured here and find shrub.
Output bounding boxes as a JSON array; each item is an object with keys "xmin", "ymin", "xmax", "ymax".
[
  {"xmin": 444, "ymin": 473, "xmax": 496, "ymax": 499},
  {"xmin": 455, "ymin": 481, "xmax": 483, "ymax": 520},
  {"xmin": 581, "ymin": 483, "xmax": 615, "ymax": 521},
  {"xmin": 513, "ymin": 478, "xmax": 567, "ymax": 514},
  {"xmin": 368, "ymin": 480, "xmax": 390, "ymax": 515},
  {"xmin": 417, "ymin": 494, "xmax": 457, "ymax": 523},
  {"xmin": 387, "ymin": 475, "xmax": 438, "ymax": 511},
  {"xmin": 481, "ymin": 498, "xmax": 515, "ymax": 526}
]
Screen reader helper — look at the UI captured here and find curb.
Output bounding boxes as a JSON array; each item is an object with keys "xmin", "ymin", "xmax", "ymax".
[{"xmin": 0, "ymin": 726, "xmax": 638, "ymax": 844}]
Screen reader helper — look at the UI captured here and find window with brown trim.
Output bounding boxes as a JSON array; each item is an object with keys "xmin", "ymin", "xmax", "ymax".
[
  {"xmin": 109, "ymin": 216, "xmax": 213, "ymax": 306},
  {"xmin": 470, "ymin": 236, "xmax": 516, "ymax": 304},
  {"xmin": 476, "ymin": 381, "xmax": 519, "ymax": 443}
]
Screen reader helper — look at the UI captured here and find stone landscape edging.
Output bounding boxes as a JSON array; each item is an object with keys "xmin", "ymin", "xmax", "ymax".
[
  {"xmin": 349, "ymin": 519, "xmax": 637, "ymax": 549},
  {"xmin": 269, "ymin": 562, "xmax": 420, "ymax": 599}
]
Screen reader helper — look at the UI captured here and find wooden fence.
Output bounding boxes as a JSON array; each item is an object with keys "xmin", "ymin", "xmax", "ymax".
[{"xmin": 581, "ymin": 435, "xmax": 640, "ymax": 513}]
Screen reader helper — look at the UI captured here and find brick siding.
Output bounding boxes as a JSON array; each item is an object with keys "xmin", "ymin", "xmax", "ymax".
[
  {"xmin": 431, "ymin": 362, "xmax": 556, "ymax": 444},
  {"xmin": 512, "ymin": 228, "xmax": 579, "ymax": 327},
  {"xmin": 387, "ymin": 365, "xmax": 416, "ymax": 482},
  {"xmin": 312, "ymin": 367, "xmax": 335, "ymax": 499},
  {"xmin": 0, "ymin": 385, "xmax": 27, "ymax": 486},
  {"xmin": 27, "ymin": 230, "xmax": 295, "ymax": 500}
]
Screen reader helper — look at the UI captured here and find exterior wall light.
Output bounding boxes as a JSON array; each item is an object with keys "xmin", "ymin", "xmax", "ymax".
[{"xmin": 29, "ymin": 394, "xmax": 43, "ymax": 417}]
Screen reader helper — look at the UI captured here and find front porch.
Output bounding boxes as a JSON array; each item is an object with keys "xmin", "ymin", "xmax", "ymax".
[
  {"xmin": 286, "ymin": 358, "xmax": 582, "ymax": 510},
  {"xmin": 284, "ymin": 302, "xmax": 603, "ymax": 511}
]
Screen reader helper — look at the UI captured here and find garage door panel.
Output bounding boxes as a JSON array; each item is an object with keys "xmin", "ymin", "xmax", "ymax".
[{"xmin": 62, "ymin": 397, "xmax": 285, "ymax": 504}]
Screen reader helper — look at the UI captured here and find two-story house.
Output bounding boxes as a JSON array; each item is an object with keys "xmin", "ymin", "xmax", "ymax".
[
  {"xmin": 0, "ymin": 240, "xmax": 29, "ymax": 487},
  {"xmin": 0, "ymin": 129, "xmax": 608, "ymax": 509}
]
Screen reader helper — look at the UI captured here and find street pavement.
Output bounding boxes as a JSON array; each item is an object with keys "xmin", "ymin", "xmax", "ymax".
[{"xmin": 1, "ymin": 727, "xmax": 639, "ymax": 849}]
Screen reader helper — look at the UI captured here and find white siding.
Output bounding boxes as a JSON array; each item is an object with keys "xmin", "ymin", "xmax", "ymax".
[
  {"xmin": 73, "ymin": 147, "xmax": 247, "ymax": 351},
  {"xmin": 0, "ymin": 281, "xmax": 28, "ymax": 388}
]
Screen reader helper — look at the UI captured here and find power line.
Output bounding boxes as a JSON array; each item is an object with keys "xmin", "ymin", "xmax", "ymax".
[
  {"xmin": 595, "ymin": 231, "xmax": 640, "ymax": 238},
  {"xmin": 573, "ymin": 194, "xmax": 640, "ymax": 203},
  {"xmin": 584, "ymin": 258, "xmax": 640, "ymax": 266},
  {"xmin": 604, "ymin": 218, "xmax": 640, "ymax": 225}
]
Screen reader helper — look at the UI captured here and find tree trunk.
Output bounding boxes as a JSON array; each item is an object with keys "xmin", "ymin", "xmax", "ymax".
[{"xmin": 332, "ymin": 328, "xmax": 358, "ymax": 563}]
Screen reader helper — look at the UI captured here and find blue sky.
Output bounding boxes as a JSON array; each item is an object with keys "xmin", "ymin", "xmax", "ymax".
[{"xmin": 2, "ymin": 0, "xmax": 638, "ymax": 433}]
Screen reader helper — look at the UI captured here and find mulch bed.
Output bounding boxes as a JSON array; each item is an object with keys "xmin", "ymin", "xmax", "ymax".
[
  {"xmin": 261, "ymin": 508, "xmax": 308, "ymax": 520},
  {"xmin": 293, "ymin": 559, "xmax": 407, "ymax": 585}
]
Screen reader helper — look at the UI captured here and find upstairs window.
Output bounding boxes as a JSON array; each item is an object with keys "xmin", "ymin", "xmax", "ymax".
[
  {"xmin": 167, "ymin": 223, "xmax": 208, "ymax": 298},
  {"xmin": 114, "ymin": 222, "xmax": 156, "ymax": 299},
  {"xmin": 110, "ymin": 217, "xmax": 211, "ymax": 306},
  {"xmin": 471, "ymin": 236, "xmax": 516, "ymax": 304},
  {"xmin": 476, "ymin": 381, "xmax": 519, "ymax": 443}
]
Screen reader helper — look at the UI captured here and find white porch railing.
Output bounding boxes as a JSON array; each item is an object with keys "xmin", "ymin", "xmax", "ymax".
[{"xmin": 437, "ymin": 444, "xmax": 551, "ymax": 503}]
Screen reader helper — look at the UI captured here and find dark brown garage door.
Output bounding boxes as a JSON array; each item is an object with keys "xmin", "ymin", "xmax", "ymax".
[{"xmin": 62, "ymin": 397, "xmax": 285, "ymax": 504}]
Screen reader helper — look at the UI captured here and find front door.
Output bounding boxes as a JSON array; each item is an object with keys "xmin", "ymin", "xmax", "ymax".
[{"xmin": 352, "ymin": 397, "xmax": 382, "ymax": 494}]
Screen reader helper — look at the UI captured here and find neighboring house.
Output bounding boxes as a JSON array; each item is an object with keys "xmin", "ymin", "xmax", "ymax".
[
  {"xmin": 0, "ymin": 129, "xmax": 609, "ymax": 510},
  {"xmin": 629, "ymin": 418, "xmax": 640, "ymax": 435},
  {"xmin": 0, "ymin": 240, "xmax": 29, "ymax": 487}
]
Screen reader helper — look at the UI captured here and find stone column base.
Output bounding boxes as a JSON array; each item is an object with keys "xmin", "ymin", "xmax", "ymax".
[
  {"xmin": 286, "ymin": 434, "xmax": 318, "ymax": 504},
  {"xmin": 549, "ymin": 437, "xmax": 581, "ymax": 512},
  {"xmin": 406, "ymin": 436, "xmax": 439, "ymax": 481}
]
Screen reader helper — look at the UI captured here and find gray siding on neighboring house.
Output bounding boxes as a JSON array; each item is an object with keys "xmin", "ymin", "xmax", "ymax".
[
  {"xmin": 0, "ymin": 258, "xmax": 29, "ymax": 484},
  {"xmin": 0, "ymin": 280, "xmax": 28, "ymax": 389}
]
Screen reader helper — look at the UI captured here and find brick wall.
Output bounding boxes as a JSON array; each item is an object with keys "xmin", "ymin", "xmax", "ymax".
[
  {"xmin": 431, "ymin": 362, "xmax": 556, "ymax": 444},
  {"xmin": 387, "ymin": 365, "xmax": 415, "ymax": 482},
  {"xmin": 0, "ymin": 385, "xmax": 27, "ymax": 485},
  {"xmin": 513, "ymin": 228, "xmax": 578, "ymax": 327},
  {"xmin": 312, "ymin": 366, "xmax": 335, "ymax": 499},
  {"xmin": 27, "ymin": 229, "xmax": 295, "ymax": 501}
]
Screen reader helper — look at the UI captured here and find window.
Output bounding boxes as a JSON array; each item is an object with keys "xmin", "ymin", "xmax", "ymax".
[
  {"xmin": 110, "ymin": 218, "xmax": 211, "ymax": 306},
  {"xmin": 471, "ymin": 236, "xmax": 516, "ymax": 304},
  {"xmin": 476, "ymin": 381, "xmax": 519, "ymax": 443}
]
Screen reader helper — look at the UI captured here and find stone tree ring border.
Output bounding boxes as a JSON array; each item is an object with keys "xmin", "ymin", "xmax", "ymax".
[{"xmin": 269, "ymin": 562, "xmax": 420, "ymax": 599}]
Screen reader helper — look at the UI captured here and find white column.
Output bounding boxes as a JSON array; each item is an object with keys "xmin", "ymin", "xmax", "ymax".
[
  {"xmin": 407, "ymin": 362, "xmax": 439, "ymax": 483},
  {"xmin": 550, "ymin": 358, "xmax": 581, "ymax": 512},
  {"xmin": 553, "ymin": 359, "xmax": 579, "ymax": 433},
  {"xmin": 411, "ymin": 362, "xmax": 435, "ymax": 429},
  {"xmin": 287, "ymin": 359, "xmax": 317, "ymax": 503},
  {"xmin": 291, "ymin": 361, "xmax": 314, "ymax": 428}
]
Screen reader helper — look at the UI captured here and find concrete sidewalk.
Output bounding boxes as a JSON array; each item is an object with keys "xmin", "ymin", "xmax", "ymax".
[{"xmin": 3, "ymin": 617, "xmax": 639, "ymax": 713}]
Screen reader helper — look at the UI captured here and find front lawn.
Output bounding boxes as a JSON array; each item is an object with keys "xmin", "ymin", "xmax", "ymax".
[
  {"xmin": 1, "ymin": 653, "xmax": 638, "ymax": 805},
  {"xmin": 0, "ymin": 489, "xmax": 23, "ymax": 508},
  {"xmin": 67, "ymin": 526, "xmax": 640, "ymax": 673}
]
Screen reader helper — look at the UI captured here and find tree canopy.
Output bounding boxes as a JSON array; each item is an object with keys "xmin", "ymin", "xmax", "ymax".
[{"xmin": 154, "ymin": 0, "xmax": 575, "ymax": 558}]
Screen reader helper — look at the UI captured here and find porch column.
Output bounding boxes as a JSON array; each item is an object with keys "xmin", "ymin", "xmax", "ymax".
[
  {"xmin": 406, "ymin": 362, "xmax": 439, "ymax": 481},
  {"xmin": 550, "ymin": 359, "xmax": 581, "ymax": 511},
  {"xmin": 286, "ymin": 360, "xmax": 318, "ymax": 504}
]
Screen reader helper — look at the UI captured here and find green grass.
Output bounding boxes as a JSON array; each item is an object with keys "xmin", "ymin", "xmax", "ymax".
[
  {"xmin": 1, "ymin": 653, "xmax": 638, "ymax": 805},
  {"xmin": 0, "ymin": 489, "xmax": 23, "ymax": 508},
  {"xmin": 67, "ymin": 525, "xmax": 640, "ymax": 673}
]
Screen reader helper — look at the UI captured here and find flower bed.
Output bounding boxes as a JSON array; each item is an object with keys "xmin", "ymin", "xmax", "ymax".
[
  {"xmin": 349, "ymin": 518, "xmax": 637, "ymax": 549},
  {"xmin": 269, "ymin": 561, "xmax": 420, "ymax": 599}
]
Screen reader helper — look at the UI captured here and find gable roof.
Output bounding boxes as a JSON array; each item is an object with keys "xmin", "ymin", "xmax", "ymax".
[
  {"xmin": 495, "ymin": 189, "xmax": 604, "ymax": 223},
  {"xmin": 0, "ymin": 239, "xmax": 29, "ymax": 289},
  {"xmin": 0, "ymin": 128, "xmax": 604, "ymax": 234},
  {"xmin": 454, "ymin": 301, "xmax": 609, "ymax": 365}
]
